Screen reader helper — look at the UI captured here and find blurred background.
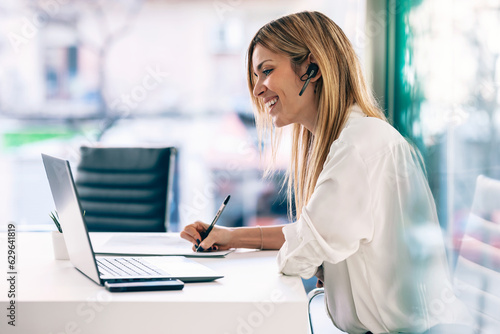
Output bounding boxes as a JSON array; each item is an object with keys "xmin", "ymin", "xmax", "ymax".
[{"xmin": 0, "ymin": 0, "xmax": 499, "ymax": 263}]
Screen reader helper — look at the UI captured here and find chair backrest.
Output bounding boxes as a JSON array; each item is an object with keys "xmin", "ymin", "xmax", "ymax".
[
  {"xmin": 75, "ymin": 146, "xmax": 177, "ymax": 232},
  {"xmin": 454, "ymin": 175, "xmax": 500, "ymax": 333}
]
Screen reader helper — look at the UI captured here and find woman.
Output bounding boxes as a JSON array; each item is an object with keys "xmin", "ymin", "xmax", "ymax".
[{"xmin": 181, "ymin": 11, "xmax": 472, "ymax": 333}]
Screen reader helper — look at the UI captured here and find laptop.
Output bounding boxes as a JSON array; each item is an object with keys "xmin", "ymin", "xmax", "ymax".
[{"xmin": 41, "ymin": 153, "xmax": 223, "ymax": 288}]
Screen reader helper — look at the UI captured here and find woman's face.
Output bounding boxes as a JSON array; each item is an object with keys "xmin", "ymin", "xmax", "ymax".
[{"xmin": 252, "ymin": 44, "xmax": 319, "ymax": 132}]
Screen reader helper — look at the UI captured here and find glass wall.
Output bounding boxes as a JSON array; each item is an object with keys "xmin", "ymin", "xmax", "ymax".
[
  {"xmin": 388, "ymin": 0, "xmax": 500, "ymax": 261},
  {"xmin": 0, "ymin": 0, "xmax": 367, "ymax": 231}
]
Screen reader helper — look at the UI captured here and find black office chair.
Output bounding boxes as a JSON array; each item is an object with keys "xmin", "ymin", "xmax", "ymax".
[{"xmin": 75, "ymin": 146, "xmax": 177, "ymax": 232}]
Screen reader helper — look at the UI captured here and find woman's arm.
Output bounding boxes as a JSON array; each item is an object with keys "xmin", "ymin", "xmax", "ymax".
[
  {"xmin": 180, "ymin": 222, "xmax": 285, "ymax": 251},
  {"xmin": 230, "ymin": 225, "xmax": 286, "ymax": 250}
]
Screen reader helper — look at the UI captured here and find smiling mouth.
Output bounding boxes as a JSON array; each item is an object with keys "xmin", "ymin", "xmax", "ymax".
[{"xmin": 265, "ymin": 97, "xmax": 279, "ymax": 111}]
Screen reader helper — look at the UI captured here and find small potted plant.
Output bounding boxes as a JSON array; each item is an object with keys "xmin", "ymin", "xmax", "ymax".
[{"xmin": 49, "ymin": 211, "xmax": 69, "ymax": 260}]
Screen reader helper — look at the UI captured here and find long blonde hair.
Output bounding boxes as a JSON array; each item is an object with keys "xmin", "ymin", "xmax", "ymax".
[{"xmin": 247, "ymin": 11, "xmax": 387, "ymax": 219}]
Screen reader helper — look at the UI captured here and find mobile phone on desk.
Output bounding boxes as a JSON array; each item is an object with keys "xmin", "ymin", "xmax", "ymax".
[{"xmin": 104, "ymin": 279, "xmax": 184, "ymax": 292}]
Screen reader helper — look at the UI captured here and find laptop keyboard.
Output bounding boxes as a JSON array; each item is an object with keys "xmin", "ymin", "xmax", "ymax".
[{"xmin": 97, "ymin": 257, "xmax": 168, "ymax": 278}]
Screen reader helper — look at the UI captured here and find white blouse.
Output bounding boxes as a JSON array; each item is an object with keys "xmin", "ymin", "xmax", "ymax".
[{"xmin": 277, "ymin": 105, "xmax": 472, "ymax": 333}]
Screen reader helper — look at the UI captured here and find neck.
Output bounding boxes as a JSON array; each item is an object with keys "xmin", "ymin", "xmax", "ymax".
[
  {"xmin": 301, "ymin": 99, "xmax": 319, "ymax": 135},
  {"xmin": 302, "ymin": 118, "xmax": 316, "ymax": 134}
]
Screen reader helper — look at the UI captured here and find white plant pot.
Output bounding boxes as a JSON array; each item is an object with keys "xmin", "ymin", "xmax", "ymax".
[{"xmin": 52, "ymin": 231, "xmax": 69, "ymax": 260}]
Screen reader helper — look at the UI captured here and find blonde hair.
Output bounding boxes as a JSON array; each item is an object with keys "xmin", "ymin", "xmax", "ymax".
[{"xmin": 247, "ymin": 11, "xmax": 387, "ymax": 219}]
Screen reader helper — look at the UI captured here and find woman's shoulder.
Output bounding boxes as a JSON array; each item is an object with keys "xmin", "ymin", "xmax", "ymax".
[{"xmin": 333, "ymin": 114, "xmax": 406, "ymax": 161}]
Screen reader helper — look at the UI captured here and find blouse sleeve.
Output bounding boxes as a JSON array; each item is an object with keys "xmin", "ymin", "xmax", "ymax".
[{"xmin": 277, "ymin": 141, "xmax": 374, "ymax": 279}]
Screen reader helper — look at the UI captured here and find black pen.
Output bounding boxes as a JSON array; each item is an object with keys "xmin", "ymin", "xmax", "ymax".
[{"xmin": 196, "ymin": 195, "xmax": 231, "ymax": 252}]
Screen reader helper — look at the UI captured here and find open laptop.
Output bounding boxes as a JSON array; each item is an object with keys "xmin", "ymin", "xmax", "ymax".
[{"xmin": 41, "ymin": 153, "xmax": 223, "ymax": 287}]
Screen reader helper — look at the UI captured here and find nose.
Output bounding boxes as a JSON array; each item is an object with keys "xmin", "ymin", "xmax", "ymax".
[{"xmin": 253, "ymin": 78, "xmax": 266, "ymax": 98}]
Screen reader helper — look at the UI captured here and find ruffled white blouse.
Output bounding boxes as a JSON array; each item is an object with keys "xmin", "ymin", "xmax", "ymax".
[{"xmin": 277, "ymin": 105, "xmax": 472, "ymax": 333}]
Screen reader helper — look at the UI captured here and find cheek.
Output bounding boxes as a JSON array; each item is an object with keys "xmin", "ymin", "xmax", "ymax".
[
  {"xmin": 275, "ymin": 81, "xmax": 293, "ymax": 102},
  {"xmin": 286, "ymin": 75, "xmax": 305, "ymax": 99},
  {"xmin": 272, "ymin": 69, "xmax": 300, "ymax": 96}
]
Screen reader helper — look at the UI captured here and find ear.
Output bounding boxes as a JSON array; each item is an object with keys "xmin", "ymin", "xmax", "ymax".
[{"xmin": 307, "ymin": 53, "xmax": 322, "ymax": 82}]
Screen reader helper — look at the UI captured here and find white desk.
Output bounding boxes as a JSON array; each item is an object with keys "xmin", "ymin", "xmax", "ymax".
[{"xmin": 0, "ymin": 232, "xmax": 308, "ymax": 334}]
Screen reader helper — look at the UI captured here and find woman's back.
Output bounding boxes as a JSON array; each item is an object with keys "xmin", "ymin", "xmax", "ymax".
[{"xmin": 319, "ymin": 106, "xmax": 473, "ymax": 332}]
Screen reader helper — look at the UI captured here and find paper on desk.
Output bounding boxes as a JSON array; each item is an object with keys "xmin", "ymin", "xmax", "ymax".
[{"xmin": 90, "ymin": 233, "xmax": 233, "ymax": 257}]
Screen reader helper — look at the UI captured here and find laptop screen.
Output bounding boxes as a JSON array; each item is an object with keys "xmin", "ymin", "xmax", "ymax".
[{"xmin": 42, "ymin": 154, "xmax": 102, "ymax": 285}]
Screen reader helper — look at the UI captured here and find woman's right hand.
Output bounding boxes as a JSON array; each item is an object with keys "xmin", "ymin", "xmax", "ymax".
[{"xmin": 180, "ymin": 220, "xmax": 234, "ymax": 252}]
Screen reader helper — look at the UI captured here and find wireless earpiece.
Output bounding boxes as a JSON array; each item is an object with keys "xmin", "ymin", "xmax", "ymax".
[{"xmin": 299, "ymin": 63, "xmax": 319, "ymax": 96}]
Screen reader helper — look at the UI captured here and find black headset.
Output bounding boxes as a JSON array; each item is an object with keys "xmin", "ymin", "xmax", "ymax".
[{"xmin": 299, "ymin": 63, "xmax": 319, "ymax": 96}]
